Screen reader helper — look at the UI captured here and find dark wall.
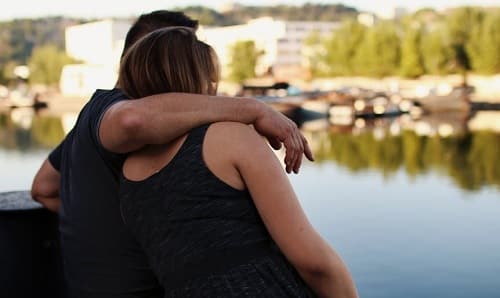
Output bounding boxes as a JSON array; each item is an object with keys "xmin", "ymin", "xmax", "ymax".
[{"xmin": 0, "ymin": 200, "xmax": 64, "ymax": 297}]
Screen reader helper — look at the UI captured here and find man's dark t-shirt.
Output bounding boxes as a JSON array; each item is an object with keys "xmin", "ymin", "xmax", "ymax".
[{"xmin": 49, "ymin": 89, "xmax": 161, "ymax": 297}]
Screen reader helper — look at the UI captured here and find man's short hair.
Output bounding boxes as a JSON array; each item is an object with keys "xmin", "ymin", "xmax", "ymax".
[{"xmin": 122, "ymin": 10, "xmax": 198, "ymax": 56}]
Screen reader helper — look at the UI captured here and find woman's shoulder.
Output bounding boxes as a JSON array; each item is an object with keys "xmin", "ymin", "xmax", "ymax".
[
  {"xmin": 205, "ymin": 121, "xmax": 274, "ymax": 170},
  {"xmin": 207, "ymin": 122, "xmax": 266, "ymax": 149},
  {"xmin": 208, "ymin": 122, "xmax": 260, "ymax": 138}
]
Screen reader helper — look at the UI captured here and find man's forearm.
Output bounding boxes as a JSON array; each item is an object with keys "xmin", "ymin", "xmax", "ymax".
[
  {"xmin": 31, "ymin": 159, "xmax": 61, "ymax": 213},
  {"xmin": 34, "ymin": 196, "xmax": 60, "ymax": 213},
  {"xmin": 100, "ymin": 93, "xmax": 264, "ymax": 153}
]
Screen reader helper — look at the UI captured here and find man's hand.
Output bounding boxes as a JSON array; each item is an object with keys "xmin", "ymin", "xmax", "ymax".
[{"xmin": 253, "ymin": 104, "xmax": 314, "ymax": 174}]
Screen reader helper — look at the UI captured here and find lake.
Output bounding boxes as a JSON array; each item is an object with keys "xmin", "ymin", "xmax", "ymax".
[{"xmin": 0, "ymin": 106, "xmax": 499, "ymax": 298}]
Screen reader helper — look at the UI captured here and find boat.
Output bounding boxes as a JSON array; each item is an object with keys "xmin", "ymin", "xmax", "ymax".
[{"xmin": 413, "ymin": 86, "xmax": 472, "ymax": 113}]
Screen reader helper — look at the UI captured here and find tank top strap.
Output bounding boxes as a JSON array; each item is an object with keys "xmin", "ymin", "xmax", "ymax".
[
  {"xmin": 174, "ymin": 124, "xmax": 211, "ymax": 162},
  {"xmin": 186, "ymin": 124, "xmax": 211, "ymax": 145}
]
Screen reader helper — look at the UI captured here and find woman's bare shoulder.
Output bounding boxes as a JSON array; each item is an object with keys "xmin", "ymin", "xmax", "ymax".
[
  {"xmin": 205, "ymin": 122, "xmax": 271, "ymax": 166},
  {"xmin": 208, "ymin": 122, "xmax": 264, "ymax": 146}
]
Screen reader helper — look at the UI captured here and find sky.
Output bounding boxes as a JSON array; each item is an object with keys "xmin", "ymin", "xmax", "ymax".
[{"xmin": 1, "ymin": 0, "xmax": 499, "ymax": 21}]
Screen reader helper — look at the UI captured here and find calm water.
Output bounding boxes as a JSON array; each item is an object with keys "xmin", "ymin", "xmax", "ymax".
[{"xmin": 1, "ymin": 107, "xmax": 499, "ymax": 298}]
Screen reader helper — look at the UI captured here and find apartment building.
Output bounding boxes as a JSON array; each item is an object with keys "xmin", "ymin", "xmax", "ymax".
[
  {"xmin": 60, "ymin": 19, "xmax": 131, "ymax": 97},
  {"xmin": 60, "ymin": 17, "xmax": 340, "ymax": 96},
  {"xmin": 198, "ymin": 17, "xmax": 339, "ymax": 80}
]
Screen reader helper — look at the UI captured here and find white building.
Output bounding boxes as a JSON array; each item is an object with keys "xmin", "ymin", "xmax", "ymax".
[
  {"xmin": 357, "ymin": 13, "xmax": 377, "ymax": 27},
  {"xmin": 60, "ymin": 17, "xmax": 340, "ymax": 96},
  {"xmin": 217, "ymin": 1, "xmax": 243, "ymax": 13},
  {"xmin": 60, "ymin": 19, "xmax": 131, "ymax": 97},
  {"xmin": 198, "ymin": 17, "xmax": 339, "ymax": 80},
  {"xmin": 374, "ymin": 6, "xmax": 408, "ymax": 20}
]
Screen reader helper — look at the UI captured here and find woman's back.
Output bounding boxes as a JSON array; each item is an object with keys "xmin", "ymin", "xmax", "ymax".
[{"xmin": 119, "ymin": 124, "xmax": 314, "ymax": 297}]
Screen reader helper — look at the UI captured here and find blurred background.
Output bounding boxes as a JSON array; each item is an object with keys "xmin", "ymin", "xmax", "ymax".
[{"xmin": 0, "ymin": 1, "xmax": 499, "ymax": 297}]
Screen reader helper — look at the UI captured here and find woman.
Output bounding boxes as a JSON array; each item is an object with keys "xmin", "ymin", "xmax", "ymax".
[{"xmin": 118, "ymin": 27, "xmax": 358, "ymax": 298}]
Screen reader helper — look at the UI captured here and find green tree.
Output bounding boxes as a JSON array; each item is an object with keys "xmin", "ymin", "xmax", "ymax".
[
  {"xmin": 467, "ymin": 11, "xmax": 500, "ymax": 74},
  {"xmin": 400, "ymin": 23, "xmax": 425, "ymax": 78},
  {"xmin": 420, "ymin": 25, "xmax": 453, "ymax": 75},
  {"xmin": 323, "ymin": 20, "xmax": 366, "ymax": 76},
  {"xmin": 353, "ymin": 21, "xmax": 400, "ymax": 77},
  {"xmin": 179, "ymin": 6, "xmax": 226, "ymax": 26},
  {"xmin": 28, "ymin": 44, "xmax": 73, "ymax": 86},
  {"xmin": 304, "ymin": 31, "xmax": 330, "ymax": 77},
  {"xmin": 31, "ymin": 116, "xmax": 65, "ymax": 148},
  {"xmin": 228, "ymin": 40, "xmax": 262, "ymax": 83},
  {"xmin": 445, "ymin": 7, "xmax": 483, "ymax": 75},
  {"xmin": 2, "ymin": 61, "xmax": 18, "ymax": 82}
]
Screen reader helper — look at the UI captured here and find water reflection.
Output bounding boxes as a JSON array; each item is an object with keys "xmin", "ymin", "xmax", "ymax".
[
  {"xmin": 1, "ymin": 108, "xmax": 500, "ymax": 192},
  {"xmin": 302, "ymin": 111, "xmax": 500, "ymax": 191},
  {"xmin": 0, "ymin": 109, "xmax": 66, "ymax": 151}
]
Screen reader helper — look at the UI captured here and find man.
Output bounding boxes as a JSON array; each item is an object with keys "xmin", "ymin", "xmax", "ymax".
[{"xmin": 31, "ymin": 10, "xmax": 312, "ymax": 298}]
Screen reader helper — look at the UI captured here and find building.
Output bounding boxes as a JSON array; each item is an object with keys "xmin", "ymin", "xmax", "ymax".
[
  {"xmin": 217, "ymin": 1, "xmax": 243, "ymax": 13},
  {"xmin": 60, "ymin": 19, "xmax": 131, "ymax": 97},
  {"xmin": 60, "ymin": 17, "xmax": 340, "ymax": 96},
  {"xmin": 357, "ymin": 13, "xmax": 377, "ymax": 27},
  {"xmin": 374, "ymin": 6, "xmax": 408, "ymax": 20},
  {"xmin": 198, "ymin": 17, "xmax": 339, "ymax": 81}
]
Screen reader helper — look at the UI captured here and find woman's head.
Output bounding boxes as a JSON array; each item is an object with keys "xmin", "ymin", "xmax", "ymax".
[{"xmin": 118, "ymin": 27, "xmax": 219, "ymax": 99}]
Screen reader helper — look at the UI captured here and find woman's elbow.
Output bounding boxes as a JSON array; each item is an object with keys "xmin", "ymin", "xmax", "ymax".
[
  {"xmin": 297, "ymin": 250, "xmax": 358, "ymax": 297},
  {"xmin": 295, "ymin": 252, "xmax": 337, "ymax": 278}
]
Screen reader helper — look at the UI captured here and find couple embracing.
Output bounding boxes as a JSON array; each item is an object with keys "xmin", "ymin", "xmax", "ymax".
[{"xmin": 32, "ymin": 10, "xmax": 357, "ymax": 298}]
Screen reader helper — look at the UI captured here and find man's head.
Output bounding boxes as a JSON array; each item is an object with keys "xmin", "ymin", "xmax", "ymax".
[{"xmin": 122, "ymin": 10, "xmax": 198, "ymax": 56}]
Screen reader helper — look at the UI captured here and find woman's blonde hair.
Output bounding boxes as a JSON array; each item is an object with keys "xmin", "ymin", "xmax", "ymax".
[{"xmin": 118, "ymin": 27, "xmax": 219, "ymax": 99}]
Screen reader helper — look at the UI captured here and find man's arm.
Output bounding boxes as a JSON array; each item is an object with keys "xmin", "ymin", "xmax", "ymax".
[
  {"xmin": 100, "ymin": 93, "xmax": 313, "ymax": 173},
  {"xmin": 31, "ymin": 159, "xmax": 60, "ymax": 213}
]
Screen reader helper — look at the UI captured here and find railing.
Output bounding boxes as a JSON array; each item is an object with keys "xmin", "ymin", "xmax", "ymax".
[{"xmin": 0, "ymin": 191, "xmax": 64, "ymax": 298}]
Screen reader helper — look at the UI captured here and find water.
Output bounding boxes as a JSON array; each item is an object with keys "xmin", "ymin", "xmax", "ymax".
[{"xmin": 1, "ymin": 107, "xmax": 499, "ymax": 298}]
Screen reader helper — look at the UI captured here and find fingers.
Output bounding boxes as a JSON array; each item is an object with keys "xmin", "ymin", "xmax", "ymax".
[
  {"xmin": 291, "ymin": 127, "xmax": 304, "ymax": 174},
  {"xmin": 302, "ymin": 134, "xmax": 314, "ymax": 162},
  {"xmin": 266, "ymin": 116, "xmax": 313, "ymax": 174},
  {"xmin": 268, "ymin": 137, "xmax": 282, "ymax": 150},
  {"xmin": 283, "ymin": 136, "xmax": 294, "ymax": 174},
  {"xmin": 282, "ymin": 122, "xmax": 305, "ymax": 174}
]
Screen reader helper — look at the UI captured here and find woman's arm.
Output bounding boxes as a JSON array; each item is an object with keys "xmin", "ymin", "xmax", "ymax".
[
  {"xmin": 215, "ymin": 122, "xmax": 358, "ymax": 298},
  {"xmin": 99, "ymin": 93, "xmax": 312, "ymax": 173}
]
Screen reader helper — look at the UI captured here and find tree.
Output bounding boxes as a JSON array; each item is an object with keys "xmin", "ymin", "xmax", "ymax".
[
  {"xmin": 400, "ymin": 23, "xmax": 425, "ymax": 78},
  {"xmin": 445, "ymin": 7, "xmax": 483, "ymax": 75},
  {"xmin": 28, "ymin": 44, "xmax": 73, "ymax": 86},
  {"xmin": 228, "ymin": 40, "xmax": 262, "ymax": 83},
  {"xmin": 178, "ymin": 6, "xmax": 226, "ymax": 26},
  {"xmin": 323, "ymin": 20, "xmax": 366, "ymax": 76},
  {"xmin": 420, "ymin": 24, "xmax": 453, "ymax": 74},
  {"xmin": 353, "ymin": 21, "xmax": 400, "ymax": 77},
  {"xmin": 2, "ymin": 61, "xmax": 18, "ymax": 82},
  {"xmin": 467, "ymin": 11, "xmax": 500, "ymax": 74},
  {"xmin": 303, "ymin": 31, "xmax": 330, "ymax": 77}
]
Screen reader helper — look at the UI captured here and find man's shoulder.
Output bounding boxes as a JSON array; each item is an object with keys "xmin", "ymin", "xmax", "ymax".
[
  {"xmin": 90, "ymin": 88, "xmax": 128, "ymax": 105},
  {"xmin": 81, "ymin": 88, "xmax": 128, "ymax": 117}
]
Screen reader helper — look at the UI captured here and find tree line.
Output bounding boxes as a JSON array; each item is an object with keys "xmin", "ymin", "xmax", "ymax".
[
  {"xmin": 0, "ymin": 17, "xmax": 85, "ymax": 85},
  {"xmin": 178, "ymin": 4, "xmax": 357, "ymax": 26},
  {"xmin": 307, "ymin": 7, "xmax": 500, "ymax": 78},
  {"xmin": 0, "ymin": 4, "xmax": 358, "ymax": 86},
  {"xmin": 1, "ymin": 5, "xmax": 499, "ymax": 86}
]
